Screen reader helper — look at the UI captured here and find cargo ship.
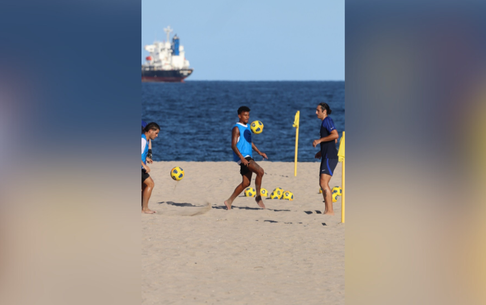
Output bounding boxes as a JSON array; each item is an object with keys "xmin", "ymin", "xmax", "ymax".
[{"xmin": 142, "ymin": 26, "xmax": 193, "ymax": 82}]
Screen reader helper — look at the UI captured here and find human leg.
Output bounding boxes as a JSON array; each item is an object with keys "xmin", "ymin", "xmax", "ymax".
[
  {"xmin": 320, "ymin": 173, "xmax": 333, "ymax": 215},
  {"xmin": 247, "ymin": 160, "xmax": 265, "ymax": 208},
  {"xmin": 319, "ymin": 158, "xmax": 338, "ymax": 215},
  {"xmin": 142, "ymin": 176, "xmax": 156, "ymax": 214},
  {"xmin": 224, "ymin": 171, "xmax": 252, "ymax": 210}
]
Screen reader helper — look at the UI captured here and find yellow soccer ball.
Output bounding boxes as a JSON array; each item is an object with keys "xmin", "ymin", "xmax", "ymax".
[
  {"xmin": 332, "ymin": 186, "xmax": 342, "ymax": 196},
  {"xmin": 170, "ymin": 167, "xmax": 184, "ymax": 181},
  {"xmin": 244, "ymin": 187, "xmax": 256, "ymax": 197},
  {"xmin": 283, "ymin": 191, "xmax": 294, "ymax": 201},
  {"xmin": 260, "ymin": 188, "xmax": 269, "ymax": 197},
  {"xmin": 250, "ymin": 121, "xmax": 264, "ymax": 134},
  {"xmin": 332, "ymin": 192, "xmax": 341, "ymax": 203},
  {"xmin": 270, "ymin": 188, "xmax": 283, "ymax": 199}
]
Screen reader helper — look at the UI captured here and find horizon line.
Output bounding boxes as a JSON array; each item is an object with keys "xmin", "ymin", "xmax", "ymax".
[{"xmin": 179, "ymin": 79, "xmax": 345, "ymax": 82}]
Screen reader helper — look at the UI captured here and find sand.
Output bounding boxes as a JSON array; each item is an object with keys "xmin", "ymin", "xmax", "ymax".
[{"xmin": 142, "ymin": 161, "xmax": 344, "ymax": 305}]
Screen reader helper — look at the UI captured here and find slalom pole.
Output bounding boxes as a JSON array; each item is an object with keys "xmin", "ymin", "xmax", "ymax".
[
  {"xmin": 340, "ymin": 132, "xmax": 345, "ymax": 223},
  {"xmin": 342, "ymin": 154, "xmax": 345, "ymax": 223},
  {"xmin": 293, "ymin": 111, "xmax": 300, "ymax": 176}
]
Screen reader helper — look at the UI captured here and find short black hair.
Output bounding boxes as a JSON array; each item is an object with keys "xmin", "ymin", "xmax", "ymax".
[
  {"xmin": 143, "ymin": 122, "xmax": 160, "ymax": 132},
  {"xmin": 238, "ymin": 106, "xmax": 250, "ymax": 114}
]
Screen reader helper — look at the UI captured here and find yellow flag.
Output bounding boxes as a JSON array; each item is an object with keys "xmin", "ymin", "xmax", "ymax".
[
  {"xmin": 338, "ymin": 131, "xmax": 345, "ymax": 162},
  {"xmin": 293, "ymin": 111, "xmax": 300, "ymax": 176},
  {"xmin": 293, "ymin": 111, "xmax": 300, "ymax": 128}
]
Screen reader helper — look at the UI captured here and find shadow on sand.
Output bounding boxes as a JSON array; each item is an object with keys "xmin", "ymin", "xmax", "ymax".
[
  {"xmin": 212, "ymin": 205, "xmax": 291, "ymax": 212},
  {"xmin": 159, "ymin": 201, "xmax": 201, "ymax": 207}
]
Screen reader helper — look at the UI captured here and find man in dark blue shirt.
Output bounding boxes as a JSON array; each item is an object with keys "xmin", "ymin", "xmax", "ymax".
[{"xmin": 313, "ymin": 103, "xmax": 339, "ymax": 215}]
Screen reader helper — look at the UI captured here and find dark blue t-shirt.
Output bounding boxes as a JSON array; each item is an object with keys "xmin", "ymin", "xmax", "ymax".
[{"xmin": 320, "ymin": 116, "xmax": 338, "ymax": 159}]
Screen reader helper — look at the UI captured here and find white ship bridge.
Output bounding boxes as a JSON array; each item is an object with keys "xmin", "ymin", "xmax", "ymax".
[{"xmin": 143, "ymin": 26, "xmax": 191, "ymax": 71}]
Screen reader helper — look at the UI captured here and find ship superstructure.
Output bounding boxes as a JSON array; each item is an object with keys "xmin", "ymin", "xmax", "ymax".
[{"xmin": 142, "ymin": 26, "xmax": 193, "ymax": 82}]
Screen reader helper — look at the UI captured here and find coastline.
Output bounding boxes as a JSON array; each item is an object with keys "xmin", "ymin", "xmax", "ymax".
[{"xmin": 142, "ymin": 161, "xmax": 344, "ymax": 304}]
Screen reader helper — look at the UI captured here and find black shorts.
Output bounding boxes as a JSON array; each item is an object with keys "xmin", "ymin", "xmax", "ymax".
[
  {"xmin": 320, "ymin": 158, "xmax": 338, "ymax": 176},
  {"xmin": 240, "ymin": 157, "xmax": 254, "ymax": 175},
  {"xmin": 142, "ymin": 168, "xmax": 150, "ymax": 182}
]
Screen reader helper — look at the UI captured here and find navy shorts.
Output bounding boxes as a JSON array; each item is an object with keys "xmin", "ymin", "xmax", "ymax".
[
  {"xmin": 142, "ymin": 168, "xmax": 150, "ymax": 182},
  {"xmin": 240, "ymin": 157, "xmax": 254, "ymax": 175},
  {"xmin": 320, "ymin": 158, "xmax": 338, "ymax": 176}
]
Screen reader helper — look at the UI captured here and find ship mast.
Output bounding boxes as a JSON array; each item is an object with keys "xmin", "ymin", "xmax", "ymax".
[{"xmin": 164, "ymin": 26, "xmax": 173, "ymax": 43}]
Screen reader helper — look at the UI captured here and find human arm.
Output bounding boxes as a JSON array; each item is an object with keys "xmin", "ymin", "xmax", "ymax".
[
  {"xmin": 141, "ymin": 161, "xmax": 150, "ymax": 173},
  {"xmin": 146, "ymin": 139, "xmax": 153, "ymax": 163},
  {"xmin": 315, "ymin": 151, "xmax": 322, "ymax": 159},
  {"xmin": 312, "ymin": 129, "xmax": 339, "ymax": 148},
  {"xmin": 231, "ymin": 127, "xmax": 250, "ymax": 166},
  {"xmin": 252, "ymin": 142, "xmax": 268, "ymax": 160}
]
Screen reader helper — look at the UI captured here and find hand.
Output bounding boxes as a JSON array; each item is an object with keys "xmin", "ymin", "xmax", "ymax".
[
  {"xmin": 312, "ymin": 139, "xmax": 320, "ymax": 148},
  {"xmin": 315, "ymin": 151, "xmax": 322, "ymax": 159},
  {"xmin": 259, "ymin": 152, "xmax": 268, "ymax": 159},
  {"xmin": 144, "ymin": 165, "xmax": 151, "ymax": 173},
  {"xmin": 146, "ymin": 157, "xmax": 153, "ymax": 164},
  {"xmin": 241, "ymin": 158, "xmax": 250, "ymax": 167}
]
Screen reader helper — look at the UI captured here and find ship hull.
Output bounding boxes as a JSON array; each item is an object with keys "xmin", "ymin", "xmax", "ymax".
[{"xmin": 141, "ymin": 68, "xmax": 193, "ymax": 83}]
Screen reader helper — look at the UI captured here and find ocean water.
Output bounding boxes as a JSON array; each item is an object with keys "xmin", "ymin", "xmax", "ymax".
[{"xmin": 142, "ymin": 81, "xmax": 344, "ymax": 162}]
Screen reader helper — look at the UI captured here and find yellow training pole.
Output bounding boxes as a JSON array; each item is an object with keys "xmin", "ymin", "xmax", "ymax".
[
  {"xmin": 337, "ymin": 132, "xmax": 345, "ymax": 223},
  {"xmin": 342, "ymin": 156, "xmax": 345, "ymax": 223},
  {"xmin": 293, "ymin": 111, "xmax": 300, "ymax": 176}
]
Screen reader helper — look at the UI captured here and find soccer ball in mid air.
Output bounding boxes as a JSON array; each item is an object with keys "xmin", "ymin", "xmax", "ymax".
[
  {"xmin": 283, "ymin": 191, "xmax": 294, "ymax": 201},
  {"xmin": 170, "ymin": 167, "xmax": 184, "ymax": 181},
  {"xmin": 260, "ymin": 188, "xmax": 269, "ymax": 197},
  {"xmin": 244, "ymin": 187, "xmax": 256, "ymax": 197},
  {"xmin": 332, "ymin": 186, "xmax": 342, "ymax": 196},
  {"xmin": 250, "ymin": 121, "xmax": 264, "ymax": 134}
]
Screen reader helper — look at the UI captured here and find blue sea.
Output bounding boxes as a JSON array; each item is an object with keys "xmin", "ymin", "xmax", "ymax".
[{"xmin": 142, "ymin": 81, "xmax": 344, "ymax": 162}]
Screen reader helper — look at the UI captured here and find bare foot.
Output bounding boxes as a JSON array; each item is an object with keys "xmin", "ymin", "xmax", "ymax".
[
  {"xmin": 224, "ymin": 200, "xmax": 232, "ymax": 210},
  {"xmin": 255, "ymin": 196, "xmax": 266, "ymax": 209},
  {"xmin": 323, "ymin": 211, "xmax": 335, "ymax": 215},
  {"xmin": 142, "ymin": 209, "xmax": 156, "ymax": 214}
]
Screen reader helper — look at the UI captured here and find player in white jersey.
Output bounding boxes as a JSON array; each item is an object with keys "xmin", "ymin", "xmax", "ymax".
[{"xmin": 142, "ymin": 122, "xmax": 160, "ymax": 214}]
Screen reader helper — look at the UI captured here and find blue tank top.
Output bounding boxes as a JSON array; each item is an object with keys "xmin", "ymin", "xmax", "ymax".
[
  {"xmin": 141, "ymin": 134, "xmax": 149, "ymax": 167},
  {"xmin": 232, "ymin": 123, "xmax": 252, "ymax": 162}
]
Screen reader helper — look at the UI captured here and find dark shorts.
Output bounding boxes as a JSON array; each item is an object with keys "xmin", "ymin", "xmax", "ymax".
[
  {"xmin": 320, "ymin": 158, "xmax": 338, "ymax": 176},
  {"xmin": 240, "ymin": 157, "xmax": 254, "ymax": 175},
  {"xmin": 142, "ymin": 168, "xmax": 150, "ymax": 182}
]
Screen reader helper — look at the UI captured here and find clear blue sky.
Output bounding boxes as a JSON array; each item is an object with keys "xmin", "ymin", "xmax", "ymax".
[{"xmin": 142, "ymin": 0, "xmax": 344, "ymax": 81}]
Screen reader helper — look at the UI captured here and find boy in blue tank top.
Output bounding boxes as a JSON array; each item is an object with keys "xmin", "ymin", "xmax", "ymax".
[
  {"xmin": 312, "ymin": 103, "xmax": 339, "ymax": 215},
  {"xmin": 224, "ymin": 106, "xmax": 268, "ymax": 210}
]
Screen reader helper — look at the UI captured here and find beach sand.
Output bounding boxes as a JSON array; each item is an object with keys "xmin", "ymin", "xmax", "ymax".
[{"xmin": 142, "ymin": 161, "xmax": 344, "ymax": 305}]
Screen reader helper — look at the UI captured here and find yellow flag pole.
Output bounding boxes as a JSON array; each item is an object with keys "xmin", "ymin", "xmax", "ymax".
[
  {"xmin": 293, "ymin": 111, "xmax": 300, "ymax": 176},
  {"xmin": 337, "ymin": 131, "xmax": 345, "ymax": 223},
  {"xmin": 342, "ymin": 154, "xmax": 345, "ymax": 223}
]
